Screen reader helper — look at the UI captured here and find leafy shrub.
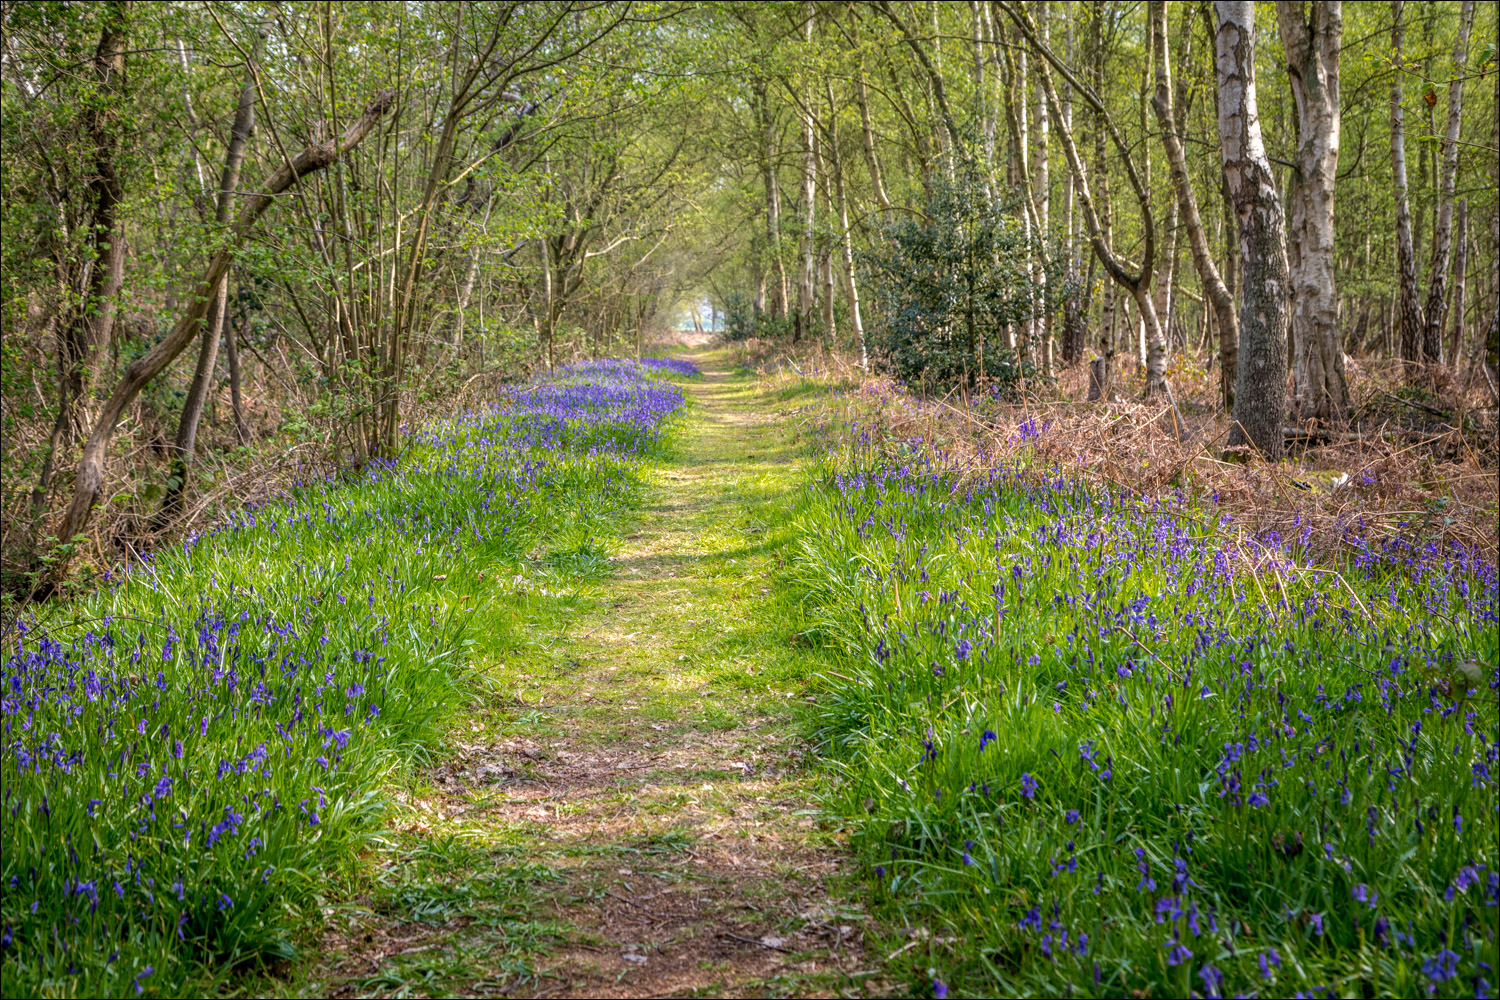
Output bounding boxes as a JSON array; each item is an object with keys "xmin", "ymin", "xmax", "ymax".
[{"xmin": 862, "ymin": 171, "xmax": 1062, "ymax": 395}]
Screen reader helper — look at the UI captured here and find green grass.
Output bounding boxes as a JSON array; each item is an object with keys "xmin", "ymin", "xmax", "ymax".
[
  {"xmin": 786, "ymin": 429, "xmax": 1498, "ymax": 998},
  {"xmin": 0, "ymin": 362, "xmax": 686, "ymax": 997}
]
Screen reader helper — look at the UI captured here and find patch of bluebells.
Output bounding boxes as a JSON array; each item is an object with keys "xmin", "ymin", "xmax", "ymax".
[
  {"xmin": 798, "ymin": 443, "xmax": 1498, "ymax": 997},
  {"xmin": 0, "ymin": 361, "xmax": 685, "ymax": 995},
  {"xmin": 639, "ymin": 356, "xmax": 701, "ymax": 378}
]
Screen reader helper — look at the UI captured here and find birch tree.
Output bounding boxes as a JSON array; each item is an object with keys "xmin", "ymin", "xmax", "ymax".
[
  {"xmin": 1215, "ymin": 0, "xmax": 1288, "ymax": 459},
  {"xmin": 1276, "ymin": 0, "xmax": 1348, "ymax": 420}
]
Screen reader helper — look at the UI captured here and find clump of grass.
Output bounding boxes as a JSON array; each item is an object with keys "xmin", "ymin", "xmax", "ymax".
[
  {"xmin": 0, "ymin": 361, "xmax": 686, "ymax": 996},
  {"xmin": 792, "ymin": 437, "xmax": 1498, "ymax": 998}
]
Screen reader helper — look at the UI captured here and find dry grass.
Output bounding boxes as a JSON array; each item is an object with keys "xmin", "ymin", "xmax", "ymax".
[{"xmin": 747, "ymin": 340, "xmax": 1499, "ymax": 563}]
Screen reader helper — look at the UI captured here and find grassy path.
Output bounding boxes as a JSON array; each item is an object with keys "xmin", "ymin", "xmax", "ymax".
[{"xmin": 297, "ymin": 352, "xmax": 870, "ymax": 998}]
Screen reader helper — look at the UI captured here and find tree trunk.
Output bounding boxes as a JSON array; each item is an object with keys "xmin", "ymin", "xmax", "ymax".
[
  {"xmin": 828, "ymin": 80, "xmax": 867, "ymax": 370},
  {"xmin": 1152, "ymin": 1, "xmax": 1239, "ymax": 412},
  {"xmin": 1034, "ymin": 3, "xmax": 1052, "ymax": 375},
  {"xmin": 1445, "ymin": 200, "xmax": 1468, "ymax": 365},
  {"xmin": 798, "ymin": 44, "xmax": 818, "ymax": 343},
  {"xmin": 1390, "ymin": 1, "xmax": 1423, "ymax": 373},
  {"xmin": 851, "ymin": 9, "xmax": 893, "ymax": 222},
  {"xmin": 50, "ymin": 90, "xmax": 396, "ymax": 577},
  {"xmin": 1215, "ymin": 1, "xmax": 1288, "ymax": 460},
  {"xmin": 1276, "ymin": 0, "xmax": 1347, "ymax": 422},
  {"xmin": 539, "ymin": 239, "xmax": 556, "ymax": 370},
  {"xmin": 159, "ymin": 34, "xmax": 261, "ymax": 525},
  {"xmin": 43, "ymin": 3, "xmax": 129, "ymax": 488},
  {"xmin": 754, "ymin": 78, "xmax": 789, "ymax": 319},
  {"xmin": 1421, "ymin": 0, "xmax": 1475, "ymax": 366},
  {"xmin": 226, "ymin": 302, "xmax": 249, "ymax": 444},
  {"xmin": 1349, "ymin": 302, "xmax": 1371, "ymax": 356},
  {"xmin": 1000, "ymin": 1, "xmax": 1165, "ymax": 396},
  {"xmin": 1059, "ymin": 14, "xmax": 1085, "ymax": 365}
]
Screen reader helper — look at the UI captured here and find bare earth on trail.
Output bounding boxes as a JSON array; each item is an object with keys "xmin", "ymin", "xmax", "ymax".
[{"xmin": 281, "ymin": 353, "xmax": 877, "ymax": 999}]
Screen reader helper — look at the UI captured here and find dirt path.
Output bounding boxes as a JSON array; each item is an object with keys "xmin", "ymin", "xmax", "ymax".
[{"xmin": 292, "ymin": 354, "xmax": 873, "ymax": 999}]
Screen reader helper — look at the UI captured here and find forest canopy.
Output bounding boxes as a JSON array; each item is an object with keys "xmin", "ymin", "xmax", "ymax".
[{"xmin": 1, "ymin": 0, "xmax": 1496, "ymax": 588}]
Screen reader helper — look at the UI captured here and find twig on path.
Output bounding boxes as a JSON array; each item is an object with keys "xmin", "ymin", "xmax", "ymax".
[
  {"xmin": 604, "ymin": 889, "xmax": 658, "ymax": 921},
  {"xmin": 719, "ymin": 930, "xmax": 793, "ymax": 954}
]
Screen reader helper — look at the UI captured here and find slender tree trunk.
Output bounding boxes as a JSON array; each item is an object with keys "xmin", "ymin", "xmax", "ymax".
[
  {"xmin": 1059, "ymin": 14, "xmax": 1085, "ymax": 365},
  {"xmin": 1421, "ymin": 0, "xmax": 1475, "ymax": 366},
  {"xmin": 1349, "ymin": 302, "xmax": 1371, "ymax": 356},
  {"xmin": 225, "ymin": 301, "xmax": 249, "ymax": 443},
  {"xmin": 754, "ymin": 79, "xmax": 789, "ymax": 319},
  {"xmin": 1034, "ymin": 3, "xmax": 1052, "ymax": 375},
  {"xmin": 1276, "ymin": 0, "xmax": 1347, "ymax": 421},
  {"xmin": 159, "ymin": 33, "xmax": 261, "ymax": 525},
  {"xmin": 798, "ymin": 34, "xmax": 818, "ymax": 344},
  {"xmin": 1445, "ymin": 200, "xmax": 1468, "ymax": 365},
  {"xmin": 51, "ymin": 91, "xmax": 395, "ymax": 577},
  {"xmin": 539, "ymin": 239, "xmax": 556, "ymax": 370},
  {"xmin": 1484, "ymin": 209, "xmax": 1500, "ymax": 394},
  {"xmin": 1092, "ymin": 8, "xmax": 1113, "ymax": 380},
  {"xmin": 828, "ymin": 80, "xmax": 867, "ymax": 370},
  {"xmin": 1390, "ymin": 1, "xmax": 1424, "ymax": 372},
  {"xmin": 1215, "ymin": 1, "xmax": 1288, "ymax": 460},
  {"xmin": 970, "ymin": 1, "xmax": 995, "ymax": 179},
  {"xmin": 1152, "ymin": 0, "xmax": 1238, "ymax": 410},
  {"xmin": 853, "ymin": 69, "xmax": 892, "ymax": 221}
]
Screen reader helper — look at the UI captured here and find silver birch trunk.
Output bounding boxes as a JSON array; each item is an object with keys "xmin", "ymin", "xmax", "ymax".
[
  {"xmin": 1034, "ymin": 3, "xmax": 1052, "ymax": 375},
  {"xmin": 1150, "ymin": 0, "xmax": 1238, "ymax": 411},
  {"xmin": 1445, "ymin": 200, "xmax": 1468, "ymax": 365},
  {"xmin": 1421, "ymin": 0, "xmax": 1475, "ymax": 365},
  {"xmin": 1276, "ymin": 0, "xmax": 1347, "ymax": 421},
  {"xmin": 1215, "ymin": 0, "xmax": 1288, "ymax": 460},
  {"xmin": 1390, "ymin": 1, "xmax": 1423, "ymax": 369},
  {"xmin": 828, "ymin": 80, "xmax": 867, "ymax": 370}
]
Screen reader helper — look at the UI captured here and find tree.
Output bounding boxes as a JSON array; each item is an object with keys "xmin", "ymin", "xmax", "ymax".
[
  {"xmin": 1421, "ymin": 0, "xmax": 1476, "ymax": 365},
  {"xmin": 51, "ymin": 90, "xmax": 395, "ymax": 580},
  {"xmin": 1391, "ymin": 0, "xmax": 1424, "ymax": 371},
  {"xmin": 1215, "ymin": 0, "xmax": 1288, "ymax": 460},
  {"xmin": 1000, "ymin": 1, "xmax": 1171, "ymax": 400},
  {"xmin": 158, "ymin": 24, "xmax": 263, "ymax": 526},
  {"xmin": 1149, "ymin": 0, "xmax": 1239, "ymax": 411},
  {"xmin": 1276, "ymin": 0, "xmax": 1348, "ymax": 421}
]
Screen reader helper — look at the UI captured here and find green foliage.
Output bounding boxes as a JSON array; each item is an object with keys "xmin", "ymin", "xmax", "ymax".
[
  {"xmin": 862, "ymin": 172, "xmax": 1061, "ymax": 395},
  {"xmin": 0, "ymin": 365, "xmax": 684, "ymax": 995},
  {"xmin": 790, "ymin": 435, "xmax": 1497, "ymax": 998}
]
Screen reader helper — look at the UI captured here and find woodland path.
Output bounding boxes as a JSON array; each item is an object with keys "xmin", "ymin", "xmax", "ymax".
[{"xmin": 290, "ymin": 353, "xmax": 875, "ymax": 999}]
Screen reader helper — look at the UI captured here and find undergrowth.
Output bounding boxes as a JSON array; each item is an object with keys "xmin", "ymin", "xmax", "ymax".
[
  {"xmin": 790, "ymin": 423, "xmax": 1498, "ymax": 998},
  {"xmin": 0, "ymin": 359, "xmax": 694, "ymax": 997}
]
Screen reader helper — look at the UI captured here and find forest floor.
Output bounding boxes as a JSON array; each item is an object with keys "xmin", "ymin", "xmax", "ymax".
[{"xmin": 277, "ymin": 353, "xmax": 879, "ymax": 999}]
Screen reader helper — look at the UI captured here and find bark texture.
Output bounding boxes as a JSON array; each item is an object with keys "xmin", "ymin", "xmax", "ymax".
[
  {"xmin": 1390, "ymin": 1, "xmax": 1423, "ymax": 371},
  {"xmin": 1421, "ymin": 0, "xmax": 1475, "ymax": 365},
  {"xmin": 1215, "ymin": 1, "xmax": 1287, "ymax": 460},
  {"xmin": 1276, "ymin": 0, "xmax": 1347, "ymax": 421}
]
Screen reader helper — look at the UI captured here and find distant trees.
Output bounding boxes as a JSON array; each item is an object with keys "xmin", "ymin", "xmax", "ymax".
[{"xmin": 1, "ymin": 0, "xmax": 1497, "ymax": 589}]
